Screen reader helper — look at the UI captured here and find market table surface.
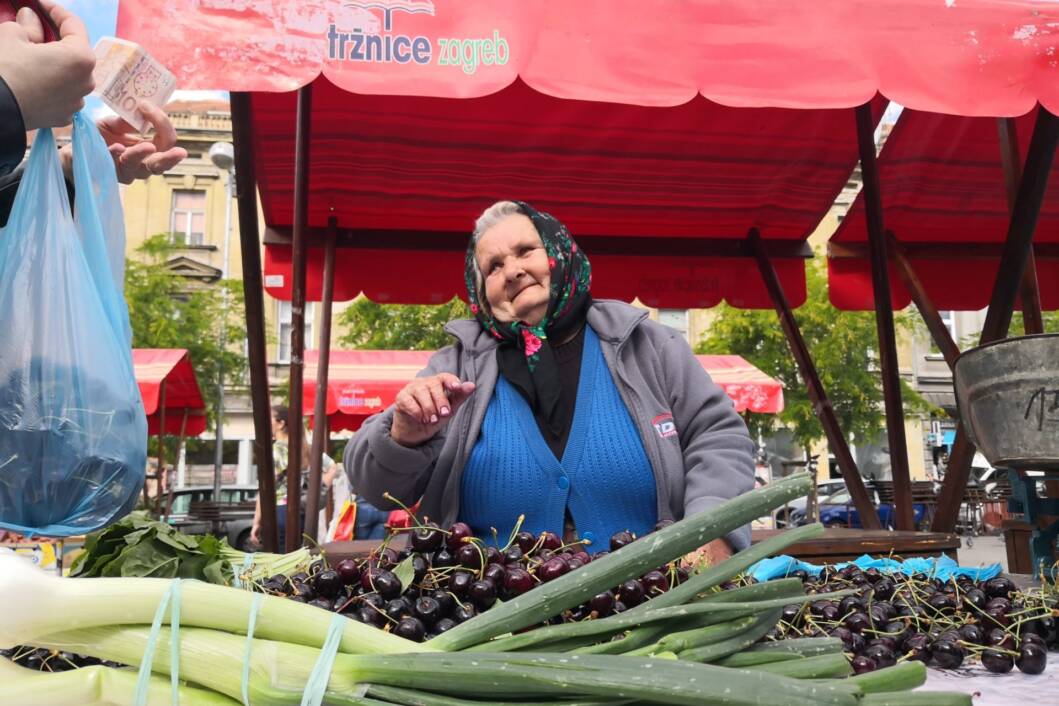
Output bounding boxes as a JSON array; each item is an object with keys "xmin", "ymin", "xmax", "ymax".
[
  {"xmin": 749, "ymin": 527, "xmax": 961, "ymax": 563},
  {"xmin": 319, "ymin": 527, "xmax": 962, "ymax": 564}
]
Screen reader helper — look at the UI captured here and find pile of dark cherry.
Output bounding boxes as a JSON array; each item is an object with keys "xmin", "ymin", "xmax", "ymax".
[
  {"xmin": 257, "ymin": 521, "xmax": 689, "ymax": 642},
  {"xmin": 765, "ymin": 565, "xmax": 1058, "ymax": 675},
  {"xmin": 0, "ymin": 645, "xmax": 124, "ymax": 673}
]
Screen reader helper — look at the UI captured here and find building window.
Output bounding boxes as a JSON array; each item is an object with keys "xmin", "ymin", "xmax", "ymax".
[
  {"xmin": 277, "ymin": 300, "xmax": 314, "ymax": 364},
  {"xmin": 929, "ymin": 311, "xmax": 958, "ymax": 354},
  {"xmin": 170, "ymin": 190, "xmax": 206, "ymax": 246},
  {"xmin": 658, "ymin": 309, "xmax": 689, "ymax": 341}
]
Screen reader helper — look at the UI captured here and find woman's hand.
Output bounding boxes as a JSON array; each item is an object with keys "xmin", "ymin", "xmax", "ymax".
[
  {"xmin": 391, "ymin": 373, "xmax": 475, "ymax": 447},
  {"xmin": 683, "ymin": 538, "xmax": 733, "ymax": 569}
]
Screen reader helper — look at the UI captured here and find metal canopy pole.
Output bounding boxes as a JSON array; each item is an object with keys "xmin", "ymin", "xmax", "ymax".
[
  {"xmin": 286, "ymin": 83, "xmax": 313, "ymax": 552},
  {"xmin": 854, "ymin": 103, "xmax": 915, "ymax": 531},
  {"xmin": 933, "ymin": 107, "xmax": 1059, "ymax": 533},
  {"xmin": 998, "ymin": 117, "xmax": 1045, "ymax": 335},
  {"xmin": 979, "ymin": 108, "xmax": 1059, "ymax": 342},
  {"xmin": 887, "ymin": 232, "xmax": 960, "ymax": 369},
  {"xmin": 304, "ymin": 216, "xmax": 337, "ymax": 544},
  {"xmin": 230, "ymin": 91, "xmax": 278, "ymax": 553},
  {"xmin": 749, "ymin": 229, "xmax": 883, "ymax": 529},
  {"xmin": 886, "ymin": 231, "xmax": 982, "ymax": 534}
]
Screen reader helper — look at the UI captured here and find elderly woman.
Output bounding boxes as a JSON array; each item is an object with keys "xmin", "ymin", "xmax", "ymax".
[{"xmin": 346, "ymin": 201, "xmax": 755, "ymax": 559}]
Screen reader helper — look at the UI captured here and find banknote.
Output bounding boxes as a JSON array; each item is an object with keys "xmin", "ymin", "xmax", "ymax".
[{"xmin": 92, "ymin": 37, "xmax": 177, "ymax": 134}]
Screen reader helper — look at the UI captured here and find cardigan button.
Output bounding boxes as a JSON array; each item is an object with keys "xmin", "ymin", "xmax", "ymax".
[
  {"xmin": 581, "ymin": 531, "xmax": 595, "ymax": 546},
  {"xmin": 556, "ymin": 475, "xmax": 570, "ymax": 490}
]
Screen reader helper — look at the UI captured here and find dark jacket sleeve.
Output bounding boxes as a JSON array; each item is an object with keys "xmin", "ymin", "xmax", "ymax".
[
  {"xmin": 0, "ymin": 74, "xmax": 27, "ymax": 227},
  {"xmin": 0, "ymin": 75, "xmax": 26, "ymax": 177}
]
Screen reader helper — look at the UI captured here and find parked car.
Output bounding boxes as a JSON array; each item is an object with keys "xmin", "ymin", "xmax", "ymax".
[
  {"xmin": 165, "ymin": 484, "xmax": 259, "ymax": 551},
  {"xmin": 773, "ymin": 479, "xmax": 847, "ymax": 528},
  {"xmin": 789, "ymin": 488, "xmax": 926, "ymax": 529}
]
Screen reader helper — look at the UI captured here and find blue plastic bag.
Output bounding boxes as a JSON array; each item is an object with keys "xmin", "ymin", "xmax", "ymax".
[
  {"xmin": 0, "ymin": 113, "xmax": 147, "ymax": 536},
  {"xmin": 748, "ymin": 553, "xmax": 1002, "ymax": 583}
]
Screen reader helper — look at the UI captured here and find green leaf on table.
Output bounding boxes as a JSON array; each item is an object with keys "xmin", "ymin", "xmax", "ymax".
[
  {"xmin": 154, "ymin": 527, "xmax": 201, "ymax": 553},
  {"xmin": 393, "ymin": 554, "xmax": 416, "ymax": 590},
  {"xmin": 203, "ymin": 557, "xmax": 231, "ymax": 586},
  {"xmin": 122, "ymin": 527, "xmax": 154, "ymax": 546},
  {"xmin": 117, "ymin": 539, "xmax": 178, "ymax": 578}
]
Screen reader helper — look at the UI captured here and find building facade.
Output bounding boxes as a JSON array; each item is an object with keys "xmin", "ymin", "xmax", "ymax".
[{"xmin": 122, "ymin": 100, "xmax": 350, "ymax": 486}]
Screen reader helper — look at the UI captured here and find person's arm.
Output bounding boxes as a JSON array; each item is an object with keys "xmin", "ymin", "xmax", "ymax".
[
  {"xmin": 344, "ymin": 344, "xmax": 474, "ymax": 510},
  {"xmin": 250, "ymin": 495, "xmax": 262, "ymax": 544},
  {"xmin": 662, "ymin": 331, "xmax": 757, "ymax": 553}
]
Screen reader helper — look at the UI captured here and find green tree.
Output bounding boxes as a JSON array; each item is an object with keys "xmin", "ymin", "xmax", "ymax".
[
  {"xmin": 124, "ymin": 235, "xmax": 248, "ymax": 429},
  {"xmin": 1007, "ymin": 310, "xmax": 1059, "ymax": 335},
  {"xmin": 338, "ymin": 295, "xmax": 470, "ymax": 350},
  {"xmin": 695, "ymin": 258, "xmax": 936, "ymax": 453}
]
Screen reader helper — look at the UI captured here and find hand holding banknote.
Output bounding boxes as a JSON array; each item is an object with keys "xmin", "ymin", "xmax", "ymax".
[{"xmin": 59, "ymin": 100, "xmax": 188, "ymax": 183}]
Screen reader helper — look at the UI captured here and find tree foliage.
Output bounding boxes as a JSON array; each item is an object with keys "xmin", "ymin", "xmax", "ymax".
[
  {"xmin": 338, "ymin": 296, "xmax": 470, "ymax": 351},
  {"xmin": 124, "ymin": 234, "xmax": 248, "ymax": 430},
  {"xmin": 695, "ymin": 258, "xmax": 936, "ymax": 452}
]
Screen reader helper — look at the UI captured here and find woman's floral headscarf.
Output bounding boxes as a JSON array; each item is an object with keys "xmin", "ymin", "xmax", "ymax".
[{"xmin": 464, "ymin": 201, "xmax": 592, "ymax": 433}]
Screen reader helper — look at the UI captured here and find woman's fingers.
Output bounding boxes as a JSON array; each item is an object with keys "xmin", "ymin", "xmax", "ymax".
[
  {"xmin": 410, "ymin": 384, "xmax": 440, "ymax": 424},
  {"xmin": 447, "ymin": 381, "xmax": 477, "ymax": 413},
  {"xmin": 392, "ymin": 374, "xmax": 475, "ymax": 445}
]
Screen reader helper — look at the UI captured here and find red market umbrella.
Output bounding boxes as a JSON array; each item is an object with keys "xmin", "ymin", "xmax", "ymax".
[
  {"xmin": 304, "ymin": 349, "xmax": 783, "ymax": 430},
  {"xmin": 303, "ymin": 349, "xmax": 432, "ymax": 431},
  {"xmin": 695, "ymin": 355, "xmax": 785, "ymax": 414},
  {"xmin": 132, "ymin": 349, "xmax": 208, "ymax": 436}
]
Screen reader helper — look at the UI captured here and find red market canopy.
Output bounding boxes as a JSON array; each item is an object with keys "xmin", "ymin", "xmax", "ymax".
[
  {"xmin": 304, "ymin": 349, "xmax": 782, "ymax": 431},
  {"xmin": 132, "ymin": 349, "xmax": 208, "ymax": 436},
  {"xmin": 254, "ymin": 81, "xmax": 867, "ymax": 308},
  {"xmin": 116, "ymin": 0, "xmax": 1059, "ymax": 309},
  {"xmin": 829, "ymin": 107, "xmax": 1059, "ymax": 311},
  {"xmin": 119, "ymin": 0, "xmax": 1058, "ymax": 113}
]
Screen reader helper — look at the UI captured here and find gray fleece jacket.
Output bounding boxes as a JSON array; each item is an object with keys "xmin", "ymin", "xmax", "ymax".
[{"xmin": 344, "ymin": 299, "xmax": 757, "ymax": 550}]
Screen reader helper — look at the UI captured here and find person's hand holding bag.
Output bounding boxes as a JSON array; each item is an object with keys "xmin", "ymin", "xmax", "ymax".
[{"xmin": 0, "ymin": 1, "xmax": 95, "ymax": 130}]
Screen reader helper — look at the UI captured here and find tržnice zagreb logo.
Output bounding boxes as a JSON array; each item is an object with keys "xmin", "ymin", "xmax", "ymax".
[{"xmin": 327, "ymin": 0, "xmax": 509, "ymax": 74}]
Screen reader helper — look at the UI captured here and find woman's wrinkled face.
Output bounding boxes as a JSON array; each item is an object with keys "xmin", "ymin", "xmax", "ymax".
[{"xmin": 475, "ymin": 214, "xmax": 551, "ymax": 326}]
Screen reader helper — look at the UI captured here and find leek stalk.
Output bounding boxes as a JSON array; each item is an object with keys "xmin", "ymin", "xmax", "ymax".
[
  {"xmin": 0, "ymin": 656, "xmax": 239, "ymax": 706},
  {"xmin": 0, "ymin": 554, "xmax": 425, "ymax": 655}
]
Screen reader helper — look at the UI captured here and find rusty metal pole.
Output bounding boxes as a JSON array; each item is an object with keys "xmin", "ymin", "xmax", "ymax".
[
  {"xmin": 230, "ymin": 91, "xmax": 278, "ymax": 552},
  {"xmin": 304, "ymin": 216, "xmax": 337, "ymax": 544},
  {"xmin": 997, "ymin": 117, "xmax": 1045, "ymax": 335},
  {"xmin": 934, "ymin": 108, "xmax": 1059, "ymax": 533},
  {"xmin": 885, "ymin": 232, "xmax": 983, "ymax": 535},
  {"xmin": 979, "ymin": 108, "xmax": 1059, "ymax": 343},
  {"xmin": 749, "ymin": 229, "xmax": 883, "ymax": 529},
  {"xmin": 286, "ymin": 83, "xmax": 313, "ymax": 552},
  {"xmin": 887, "ymin": 233, "xmax": 961, "ymax": 369},
  {"xmin": 854, "ymin": 103, "xmax": 915, "ymax": 531}
]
